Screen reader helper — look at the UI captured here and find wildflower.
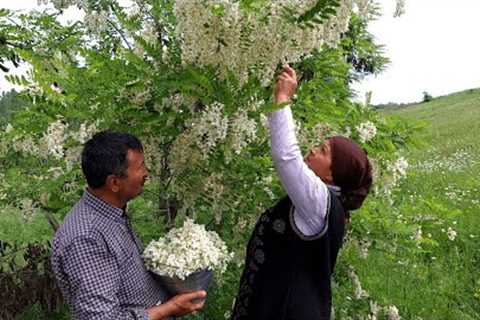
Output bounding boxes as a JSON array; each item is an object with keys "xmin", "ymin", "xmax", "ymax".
[
  {"xmin": 368, "ymin": 300, "xmax": 381, "ymax": 320},
  {"xmin": 412, "ymin": 227, "xmax": 422, "ymax": 242},
  {"xmin": 358, "ymin": 239, "xmax": 371, "ymax": 259},
  {"xmin": 385, "ymin": 305, "xmax": 401, "ymax": 320},
  {"xmin": 392, "ymin": 157, "xmax": 409, "ymax": 177},
  {"xmin": 348, "ymin": 267, "xmax": 369, "ymax": 299},
  {"xmin": 447, "ymin": 227, "xmax": 457, "ymax": 241}
]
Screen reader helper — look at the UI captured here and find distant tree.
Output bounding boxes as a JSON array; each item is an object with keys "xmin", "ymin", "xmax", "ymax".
[
  {"xmin": 422, "ymin": 91, "xmax": 433, "ymax": 102},
  {"xmin": 0, "ymin": 89, "xmax": 26, "ymax": 123}
]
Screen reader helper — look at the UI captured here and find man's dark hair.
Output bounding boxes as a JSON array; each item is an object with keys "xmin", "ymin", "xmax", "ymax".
[{"xmin": 81, "ymin": 131, "xmax": 143, "ymax": 188}]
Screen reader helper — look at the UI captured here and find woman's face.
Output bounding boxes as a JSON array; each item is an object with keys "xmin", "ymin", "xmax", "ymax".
[{"xmin": 304, "ymin": 139, "xmax": 333, "ymax": 184}]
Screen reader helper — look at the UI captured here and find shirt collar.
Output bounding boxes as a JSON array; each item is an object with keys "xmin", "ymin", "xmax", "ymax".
[
  {"xmin": 82, "ymin": 189, "xmax": 127, "ymax": 223},
  {"xmin": 327, "ymin": 184, "xmax": 342, "ymax": 197}
]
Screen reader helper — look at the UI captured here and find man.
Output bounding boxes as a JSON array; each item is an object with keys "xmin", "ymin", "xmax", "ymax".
[
  {"xmin": 51, "ymin": 131, "xmax": 206, "ymax": 320},
  {"xmin": 231, "ymin": 66, "xmax": 372, "ymax": 319}
]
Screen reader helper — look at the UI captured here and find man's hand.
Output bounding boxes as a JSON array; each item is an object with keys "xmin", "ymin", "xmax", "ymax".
[
  {"xmin": 166, "ymin": 290, "xmax": 207, "ymax": 317},
  {"xmin": 274, "ymin": 64, "xmax": 298, "ymax": 105},
  {"xmin": 147, "ymin": 290, "xmax": 206, "ymax": 319}
]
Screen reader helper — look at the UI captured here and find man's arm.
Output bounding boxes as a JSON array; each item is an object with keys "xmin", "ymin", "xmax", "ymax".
[
  {"xmin": 268, "ymin": 65, "xmax": 329, "ymax": 237},
  {"xmin": 64, "ymin": 236, "xmax": 205, "ymax": 320}
]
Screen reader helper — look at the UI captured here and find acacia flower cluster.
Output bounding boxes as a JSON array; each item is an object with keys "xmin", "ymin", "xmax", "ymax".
[
  {"xmin": 191, "ymin": 102, "xmax": 229, "ymax": 157},
  {"xmin": 229, "ymin": 110, "xmax": 257, "ymax": 155},
  {"xmin": 143, "ymin": 218, "xmax": 233, "ymax": 280},
  {"xmin": 42, "ymin": 119, "xmax": 69, "ymax": 160},
  {"xmin": 174, "ymin": 0, "xmax": 354, "ymax": 86},
  {"xmin": 356, "ymin": 120, "xmax": 377, "ymax": 143},
  {"xmin": 74, "ymin": 122, "xmax": 98, "ymax": 144}
]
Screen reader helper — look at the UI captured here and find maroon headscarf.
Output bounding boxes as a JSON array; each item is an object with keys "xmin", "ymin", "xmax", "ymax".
[{"xmin": 328, "ymin": 136, "xmax": 372, "ymax": 211}]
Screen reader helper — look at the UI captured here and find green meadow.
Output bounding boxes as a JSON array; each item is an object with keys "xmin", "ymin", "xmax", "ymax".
[{"xmin": 332, "ymin": 89, "xmax": 480, "ymax": 319}]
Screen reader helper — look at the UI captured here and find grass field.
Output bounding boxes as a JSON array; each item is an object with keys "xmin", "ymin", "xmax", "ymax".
[{"xmin": 333, "ymin": 88, "xmax": 480, "ymax": 319}]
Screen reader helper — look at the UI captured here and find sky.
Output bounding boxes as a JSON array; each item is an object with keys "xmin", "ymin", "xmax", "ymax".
[
  {"xmin": 353, "ymin": 0, "xmax": 480, "ymax": 104},
  {"xmin": 1, "ymin": 0, "xmax": 480, "ymax": 105}
]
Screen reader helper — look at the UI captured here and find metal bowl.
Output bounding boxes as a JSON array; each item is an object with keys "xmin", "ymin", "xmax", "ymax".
[{"xmin": 153, "ymin": 269, "xmax": 213, "ymax": 299}]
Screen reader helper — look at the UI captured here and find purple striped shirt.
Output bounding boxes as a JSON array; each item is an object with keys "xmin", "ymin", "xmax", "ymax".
[{"xmin": 51, "ymin": 190, "xmax": 168, "ymax": 320}]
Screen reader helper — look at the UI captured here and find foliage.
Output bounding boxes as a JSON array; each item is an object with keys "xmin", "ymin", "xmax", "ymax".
[
  {"xmin": 0, "ymin": 241, "xmax": 63, "ymax": 320},
  {"xmin": 0, "ymin": 0, "xmax": 417, "ymax": 319},
  {"xmin": 0, "ymin": 9, "xmax": 22, "ymax": 73},
  {"xmin": 341, "ymin": 13, "xmax": 390, "ymax": 80}
]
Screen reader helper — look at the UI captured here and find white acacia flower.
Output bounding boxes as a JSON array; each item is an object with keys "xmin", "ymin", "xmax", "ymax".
[
  {"xmin": 42, "ymin": 119, "xmax": 68, "ymax": 160},
  {"xmin": 19, "ymin": 198, "xmax": 37, "ymax": 222},
  {"xmin": 73, "ymin": 122, "xmax": 97, "ymax": 144},
  {"xmin": 143, "ymin": 219, "xmax": 233, "ymax": 280},
  {"xmin": 229, "ymin": 110, "xmax": 257, "ymax": 154},
  {"xmin": 84, "ymin": 10, "xmax": 109, "ymax": 33},
  {"xmin": 191, "ymin": 102, "xmax": 229, "ymax": 157},
  {"xmin": 174, "ymin": 0, "xmax": 355, "ymax": 86},
  {"xmin": 356, "ymin": 121, "xmax": 377, "ymax": 143}
]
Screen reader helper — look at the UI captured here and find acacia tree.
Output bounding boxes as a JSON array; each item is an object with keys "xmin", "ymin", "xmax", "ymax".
[{"xmin": 0, "ymin": 0, "xmax": 414, "ymax": 318}]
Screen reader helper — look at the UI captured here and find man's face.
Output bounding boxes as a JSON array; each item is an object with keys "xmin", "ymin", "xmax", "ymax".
[
  {"xmin": 304, "ymin": 139, "xmax": 333, "ymax": 184},
  {"xmin": 117, "ymin": 149, "xmax": 149, "ymax": 202}
]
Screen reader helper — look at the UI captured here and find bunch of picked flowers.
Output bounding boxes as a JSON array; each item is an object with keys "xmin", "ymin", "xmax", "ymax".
[{"xmin": 143, "ymin": 218, "xmax": 233, "ymax": 289}]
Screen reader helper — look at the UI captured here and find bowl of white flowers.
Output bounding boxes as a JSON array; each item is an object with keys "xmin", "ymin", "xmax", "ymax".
[{"xmin": 143, "ymin": 218, "xmax": 233, "ymax": 297}]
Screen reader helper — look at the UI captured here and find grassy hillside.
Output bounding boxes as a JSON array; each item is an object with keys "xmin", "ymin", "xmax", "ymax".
[{"xmin": 335, "ymin": 88, "xmax": 480, "ymax": 319}]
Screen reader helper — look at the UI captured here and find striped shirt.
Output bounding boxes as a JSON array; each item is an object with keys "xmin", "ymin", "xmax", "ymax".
[{"xmin": 51, "ymin": 190, "xmax": 168, "ymax": 320}]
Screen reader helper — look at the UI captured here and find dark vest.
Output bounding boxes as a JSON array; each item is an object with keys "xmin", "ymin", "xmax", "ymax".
[{"xmin": 231, "ymin": 190, "xmax": 346, "ymax": 320}]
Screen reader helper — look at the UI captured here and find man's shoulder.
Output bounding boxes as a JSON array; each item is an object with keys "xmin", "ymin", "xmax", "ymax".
[{"xmin": 53, "ymin": 199, "xmax": 106, "ymax": 252}]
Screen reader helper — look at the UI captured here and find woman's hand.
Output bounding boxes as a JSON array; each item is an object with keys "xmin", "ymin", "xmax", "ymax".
[{"xmin": 274, "ymin": 64, "xmax": 298, "ymax": 105}]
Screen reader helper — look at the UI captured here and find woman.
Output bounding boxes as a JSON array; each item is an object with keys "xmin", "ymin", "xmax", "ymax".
[{"xmin": 231, "ymin": 66, "xmax": 372, "ymax": 320}]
